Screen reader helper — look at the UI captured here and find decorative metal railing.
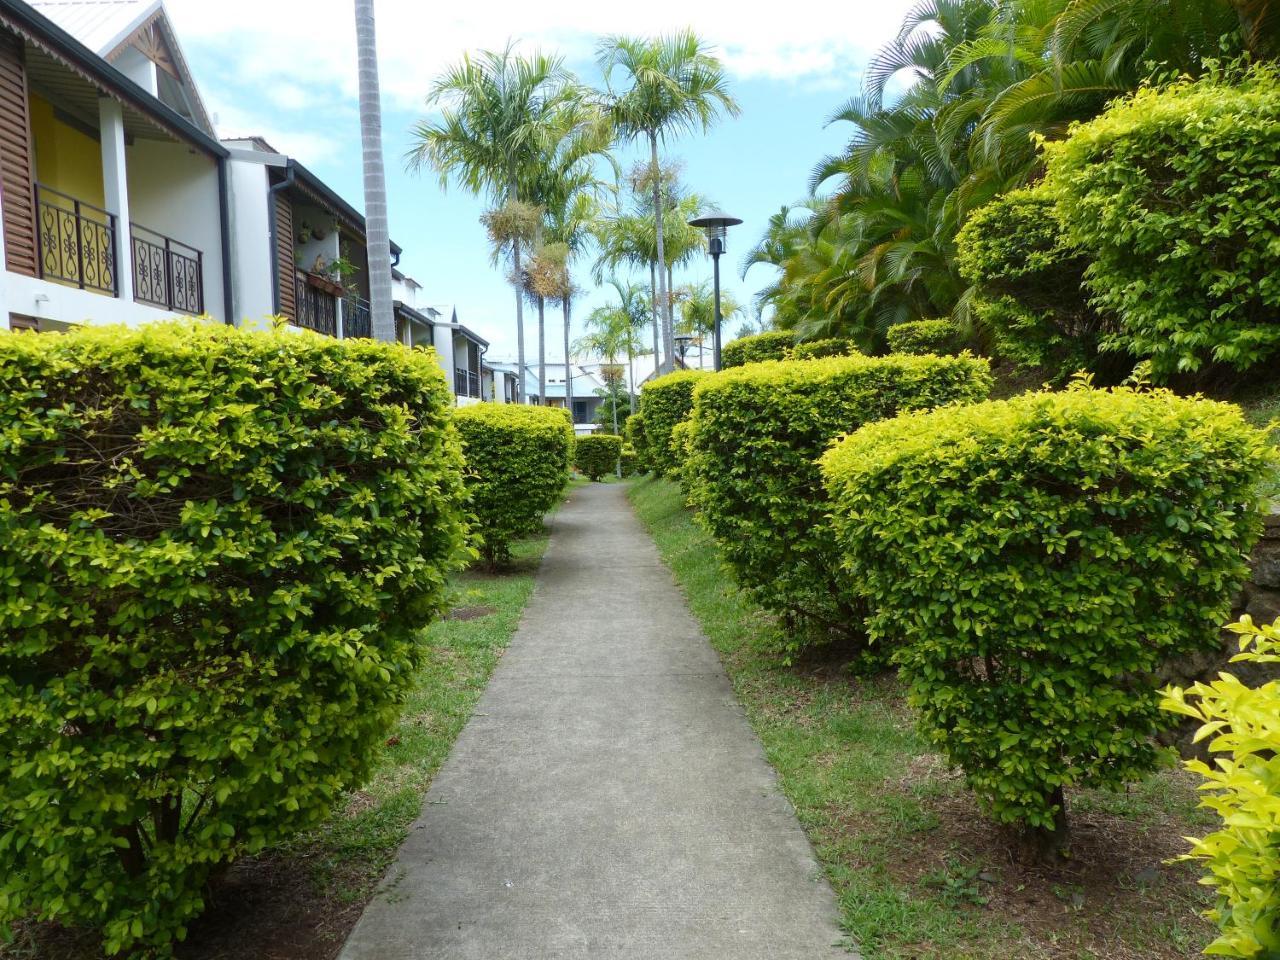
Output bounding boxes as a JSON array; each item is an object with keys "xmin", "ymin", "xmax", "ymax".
[
  {"xmin": 454, "ymin": 367, "xmax": 481, "ymax": 398},
  {"xmin": 295, "ymin": 273, "xmax": 338, "ymax": 336},
  {"xmin": 131, "ymin": 224, "xmax": 203, "ymax": 314},
  {"xmin": 35, "ymin": 183, "xmax": 117, "ymax": 295},
  {"xmin": 343, "ymin": 296, "xmax": 372, "ymax": 339}
]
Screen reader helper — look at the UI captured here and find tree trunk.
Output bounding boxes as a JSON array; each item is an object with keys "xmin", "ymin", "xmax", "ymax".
[
  {"xmin": 627, "ymin": 347, "xmax": 636, "ymax": 415},
  {"xmin": 649, "ymin": 132, "xmax": 672, "ymax": 373},
  {"xmin": 354, "ymin": 0, "xmax": 395, "ymax": 342},
  {"xmin": 537, "ymin": 295, "xmax": 546, "ymax": 407},
  {"xmin": 513, "ymin": 236, "xmax": 526, "ymax": 403},
  {"xmin": 649, "ymin": 260, "xmax": 660, "ymax": 383},
  {"xmin": 563, "ymin": 294, "xmax": 573, "ymax": 428},
  {"xmin": 1016, "ymin": 786, "xmax": 1071, "ymax": 864}
]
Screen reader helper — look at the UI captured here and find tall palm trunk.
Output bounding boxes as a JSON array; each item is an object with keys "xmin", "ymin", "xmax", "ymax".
[
  {"xmin": 537, "ymin": 296, "xmax": 546, "ymax": 406},
  {"xmin": 513, "ymin": 235, "xmax": 526, "ymax": 403},
  {"xmin": 648, "ymin": 260, "xmax": 660, "ymax": 382},
  {"xmin": 562, "ymin": 293, "xmax": 573, "ymax": 427},
  {"xmin": 627, "ymin": 346, "xmax": 636, "ymax": 415},
  {"xmin": 649, "ymin": 131, "xmax": 672, "ymax": 372},
  {"xmin": 354, "ymin": 0, "xmax": 394, "ymax": 342}
]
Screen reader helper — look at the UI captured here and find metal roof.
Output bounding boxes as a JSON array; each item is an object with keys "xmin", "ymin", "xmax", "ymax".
[{"xmin": 29, "ymin": 0, "xmax": 153, "ymax": 54}]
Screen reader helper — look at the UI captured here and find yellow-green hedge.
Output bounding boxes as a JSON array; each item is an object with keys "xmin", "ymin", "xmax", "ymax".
[
  {"xmin": 455, "ymin": 403, "xmax": 572, "ymax": 565},
  {"xmin": 823, "ymin": 385, "xmax": 1270, "ymax": 846},
  {"xmin": 721, "ymin": 330, "xmax": 797, "ymax": 368},
  {"xmin": 0, "ymin": 322, "xmax": 468, "ymax": 955},
  {"xmin": 686, "ymin": 354, "xmax": 992, "ymax": 648},
  {"xmin": 574, "ymin": 433, "xmax": 623, "ymax": 481},
  {"xmin": 638, "ymin": 370, "xmax": 709, "ymax": 478}
]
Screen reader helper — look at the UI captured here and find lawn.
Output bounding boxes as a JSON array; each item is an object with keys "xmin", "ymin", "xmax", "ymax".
[
  {"xmin": 628, "ymin": 475, "xmax": 1217, "ymax": 960},
  {"xmin": 5, "ymin": 533, "xmax": 550, "ymax": 960}
]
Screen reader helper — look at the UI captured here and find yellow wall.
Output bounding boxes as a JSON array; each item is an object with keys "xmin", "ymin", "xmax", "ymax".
[{"xmin": 29, "ymin": 95, "xmax": 105, "ymax": 208}]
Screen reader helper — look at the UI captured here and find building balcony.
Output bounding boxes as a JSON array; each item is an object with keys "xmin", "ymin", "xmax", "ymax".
[
  {"xmin": 343, "ymin": 295, "xmax": 371, "ymax": 339},
  {"xmin": 35, "ymin": 183, "xmax": 118, "ymax": 296},
  {"xmin": 130, "ymin": 223, "xmax": 203, "ymax": 314},
  {"xmin": 454, "ymin": 367, "xmax": 481, "ymax": 398}
]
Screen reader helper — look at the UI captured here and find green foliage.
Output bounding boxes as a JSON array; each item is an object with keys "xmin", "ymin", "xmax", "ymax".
[
  {"xmin": 574, "ymin": 433, "xmax": 623, "ymax": 481},
  {"xmin": 721, "ymin": 330, "xmax": 797, "ymax": 368},
  {"xmin": 687, "ymin": 354, "xmax": 992, "ymax": 645},
  {"xmin": 454, "ymin": 403, "xmax": 572, "ymax": 565},
  {"xmin": 791, "ymin": 338, "xmax": 860, "ymax": 360},
  {"xmin": 885, "ymin": 319, "xmax": 963, "ymax": 357},
  {"xmin": 955, "ymin": 187, "xmax": 1107, "ymax": 374},
  {"xmin": 1043, "ymin": 66, "xmax": 1280, "ymax": 379},
  {"xmin": 1163, "ymin": 616, "xmax": 1280, "ymax": 959},
  {"xmin": 823, "ymin": 385, "xmax": 1270, "ymax": 841},
  {"xmin": 0, "ymin": 322, "xmax": 469, "ymax": 956},
  {"xmin": 624, "ymin": 412, "xmax": 649, "ymax": 472},
  {"xmin": 637, "ymin": 369, "xmax": 709, "ymax": 478},
  {"xmin": 619, "ymin": 443, "xmax": 639, "ymax": 477}
]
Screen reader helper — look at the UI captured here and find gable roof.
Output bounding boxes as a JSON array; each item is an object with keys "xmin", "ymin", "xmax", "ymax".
[{"xmin": 30, "ymin": 0, "xmax": 213, "ymax": 134}]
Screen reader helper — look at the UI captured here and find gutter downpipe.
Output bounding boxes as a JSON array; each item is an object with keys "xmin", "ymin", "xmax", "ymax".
[
  {"xmin": 217, "ymin": 156, "xmax": 234, "ymax": 325},
  {"xmin": 267, "ymin": 163, "xmax": 296, "ymax": 316}
]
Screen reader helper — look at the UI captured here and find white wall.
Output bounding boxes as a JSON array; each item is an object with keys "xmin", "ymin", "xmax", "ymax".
[
  {"xmin": 125, "ymin": 139, "xmax": 225, "ymax": 321},
  {"xmin": 2, "ymin": 270, "xmax": 196, "ymax": 328},
  {"xmin": 113, "ymin": 47, "xmax": 157, "ymax": 95},
  {"xmin": 226, "ymin": 158, "xmax": 273, "ymax": 324}
]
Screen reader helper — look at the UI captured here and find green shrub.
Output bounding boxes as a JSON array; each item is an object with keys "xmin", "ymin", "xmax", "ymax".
[
  {"xmin": 822, "ymin": 385, "xmax": 1270, "ymax": 852},
  {"xmin": 669, "ymin": 419, "xmax": 697, "ymax": 493},
  {"xmin": 791, "ymin": 338, "xmax": 860, "ymax": 360},
  {"xmin": 0, "ymin": 322, "xmax": 468, "ymax": 956},
  {"xmin": 1163, "ymin": 615, "xmax": 1280, "ymax": 960},
  {"xmin": 687, "ymin": 354, "xmax": 991, "ymax": 646},
  {"xmin": 1042, "ymin": 65, "xmax": 1280, "ymax": 378},
  {"xmin": 574, "ymin": 433, "xmax": 623, "ymax": 481},
  {"xmin": 620, "ymin": 443, "xmax": 639, "ymax": 477},
  {"xmin": 455, "ymin": 403, "xmax": 572, "ymax": 565},
  {"xmin": 637, "ymin": 370, "xmax": 709, "ymax": 479},
  {"xmin": 885, "ymin": 318, "xmax": 961, "ymax": 356},
  {"xmin": 955, "ymin": 187, "xmax": 1109, "ymax": 375},
  {"xmin": 721, "ymin": 330, "xmax": 797, "ymax": 368},
  {"xmin": 625, "ymin": 413, "xmax": 649, "ymax": 473}
]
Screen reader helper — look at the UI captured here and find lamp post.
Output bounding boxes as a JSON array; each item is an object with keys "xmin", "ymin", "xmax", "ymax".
[
  {"xmin": 673, "ymin": 334, "xmax": 694, "ymax": 367},
  {"xmin": 688, "ymin": 211, "xmax": 742, "ymax": 371}
]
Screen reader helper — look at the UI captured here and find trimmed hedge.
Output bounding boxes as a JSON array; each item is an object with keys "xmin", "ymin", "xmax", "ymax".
[
  {"xmin": 721, "ymin": 330, "xmax": 797, "ymax": 368},
  {"xmin": 0, "ymin": 323, "xmax": 468, "ymax": 955},
  {"xmin": 455, "ymin": 403, "xmax": 572, "ymax": 565},
  {"xmin": 1164, "ymin": 616, "xmax": 1280, "ymax": 959},
  {"xmin": 575, "ymin": 433, "xmax": 623, "ymax": 481},
  {"xmin": 624, "ymin": 413, "xmax": 649, "ymax": 473},
  {"xmin": 822, "ymin": 386, "xmax": 1270, "ymax": 848},
  {"xmin": 620, "ymin": 443, "xmax": 639, "ymax": 477},
  {"xmin": 886, "ymin": 318, "xmax": 961, "ymax": 356},
  {"xmin": 637, "ymin": 370, "xmax": 708, "ymax": 479},
  {"xmin": 791, "ymin": 338, "xmax": 860, "ymax": 360},
  {"xmin": 686, "ymin": 354, "xmax": 992, "ymax": 646},
  {"xmin": 1042, "ymin": 66, "xmax": 1280, "ymax": 378}
]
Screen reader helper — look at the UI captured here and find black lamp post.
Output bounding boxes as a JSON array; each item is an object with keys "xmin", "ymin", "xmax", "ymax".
[
  {"xmin": 674, "ymin": 334, "xmax": 695, "ymax": 367},
  {"xmin": 687, "ymin": 210, "xmax": 742, "ymax": 371}
]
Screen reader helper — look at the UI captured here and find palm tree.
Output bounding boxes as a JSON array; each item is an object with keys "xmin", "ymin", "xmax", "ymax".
[
  {"xmin": 598, "ymin": 276, "xmax": 652, "ymax": 409},
  {"xmin": 676, "ymin": 279, "xmax": 741, "ymax": 367},
  {"xmin": 354, "ymin": 0, "xmax": 394, "ymax": 341},
  {"xmin": 596, "ymin": 31, "xmax": 739, "ymax": 372},
  {"xmin": 409, "ymin": 46, "xmax": 576, "ymax": 401},
  {"xmin": 576, "ymin": 315, "xmax": 629, "ymax": 435}
]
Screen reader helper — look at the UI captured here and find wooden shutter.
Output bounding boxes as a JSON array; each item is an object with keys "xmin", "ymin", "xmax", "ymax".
[
  {"xmin": 274, "ymin": 193, "xmax": 295, "ymax": 321},
  {"xmin": 0, "ymin": 33, "xmax": 36, "ymax": 277}
]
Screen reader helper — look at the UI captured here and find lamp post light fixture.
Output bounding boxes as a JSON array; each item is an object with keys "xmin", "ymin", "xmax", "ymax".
[
  {"xmin": 673, "ymin": 334, "xmax": 695, "ymax": 367},
  {"xmin": 687, "ymin": 210, "xmax": 742, "ymax": 372}
]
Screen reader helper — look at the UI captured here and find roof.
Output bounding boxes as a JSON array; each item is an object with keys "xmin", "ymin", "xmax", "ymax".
[
  {"xmin": 486, "ymin": 362, "xmax": 605, "ymax": 400},
  {"xmin": 31, "ymin": 0, "xmax": 214, "ymax": 134},
  {"xmin": 279, "ymin": 157, "xmax": 402, "ymax": 258},
  {"xmin": 0, "ymin": 0, "xmax": 225, "ymax": 156}
]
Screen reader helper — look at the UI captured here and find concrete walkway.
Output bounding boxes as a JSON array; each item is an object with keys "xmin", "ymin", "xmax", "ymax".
[{"xmin": 338, "ymin": 483, "xmax": 852, "ymax": 960}]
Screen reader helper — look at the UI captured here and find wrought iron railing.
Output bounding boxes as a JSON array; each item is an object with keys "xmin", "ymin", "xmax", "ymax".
[
  {"xmin": 454, "ymin": 367, "xmax": 481, "ymax": 398},
  {"xmin": 343, "ymin": 296, "xmax": 371, "ymax": 339},
  {"xmin": 35, "ymin": 183, "xmax": 117, "ymax": 295},
  {"xmin": 131, "ymin": 224, "xmax": 202, "ymax": 314},
  {"xmin": 295, "ymin": 273, "xmax": 338, "ymax": 336}
]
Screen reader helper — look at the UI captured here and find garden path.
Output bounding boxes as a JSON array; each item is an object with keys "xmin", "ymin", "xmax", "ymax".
[{"xmin": 337, "ymin": 482, "xmax": 853, "ymax": 960}]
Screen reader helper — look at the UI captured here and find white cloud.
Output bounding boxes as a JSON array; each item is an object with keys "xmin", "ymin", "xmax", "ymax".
[{"xmin": 167, "ymin": 0, "xmax": 916, "ymax": 114}]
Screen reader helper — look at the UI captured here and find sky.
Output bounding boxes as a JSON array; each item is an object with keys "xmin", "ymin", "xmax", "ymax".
[{"xmin": 163, "ymin": 0, "xmax": 920, "ymax": 360}]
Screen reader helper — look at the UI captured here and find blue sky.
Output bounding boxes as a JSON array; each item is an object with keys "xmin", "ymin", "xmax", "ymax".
[{"xmin": 165, "ymin": 0, "xmax": 918, "ymax": 359}]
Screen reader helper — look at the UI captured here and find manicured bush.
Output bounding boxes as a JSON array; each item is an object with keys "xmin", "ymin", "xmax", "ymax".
[
  {"xmin": 455, "ymin": 403, "xmax": 572, "ymax": 565},
  {"xmin": 0, "ymin": 322, "xmax": 469, "ymax": 956},
  {"xmin": 637, "ymin": 370, "xmax": 709, "ymax": 479},
  {"xmin": 955, "ymin": 187, "xmax": 1108, "ymax": 375},
  {"xmin": 721, "ymin": 330, "xmax": 797, "ymax": 368},
  {"xmin": 885, "ymin": 318, "xmax": 961, "ymax": 356},
  {"xmin": 620, "ymin": 443, "xmax": 639, "ymax": 477},
  {"xmin": 1042, "ymin": 65, "xmax": 1280, "ymax": 379},
  {"xmin": 574, "ymin": 433, "xmax": 623, "ymax": 481},
  {"xmin": 822, "ymin": 385, "xmax": 1270, "ymax": 853},
  {"xmin": 791, "ymin": 338, "xmax": 860, "ymax": 360},
  {"xmin": 624, "ymin": 413, "xmax": 649, "ymax": 472},
  {"xmin": 687, "ymin": 354, "xmax": 991, "ymax": 647},
  {"xmin": 1163, "ymin": 615, "xmax": 1280, "ymax": 960},
  {"xmin": 669, "ymin": 419, "xmax": 697, "ymax": 493}
]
